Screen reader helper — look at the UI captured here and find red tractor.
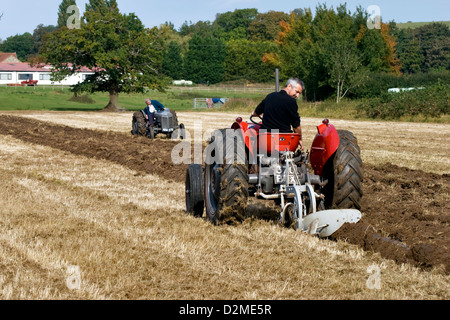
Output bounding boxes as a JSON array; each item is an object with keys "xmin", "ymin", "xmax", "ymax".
[{"xmin": 185, "ymin": 116, "xmax": 363, "ymax": 237}]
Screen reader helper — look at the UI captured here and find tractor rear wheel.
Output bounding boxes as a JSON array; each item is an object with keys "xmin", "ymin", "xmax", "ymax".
[
  {"xmin": 185, "ymin": 164, "xmax": 204, "ymax": 217},
  {"xmin": 204, "ymin": 129, "xmax": 248, "ymax": 224},
  {"xmin": 132, "ymin": 111, "xmax": 147, "ymax": 136},
  {"xmin": 321, "ymin": 130, "xmax": 363, "ymax": 210}
]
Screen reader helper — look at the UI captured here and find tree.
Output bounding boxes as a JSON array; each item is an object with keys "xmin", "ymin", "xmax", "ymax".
[
  {"xmin": 85, "ymin": 0, "xmax": 118, "ymax": 15},
  {"xmin": 272, "ymin": 3, "xmax": 403, "ymax": 100},
  {"xmin": 31, "ymin": 24, "xmax": 57, "ymax": 57},
  {"xmin": 57, "ymin": 0, "xmax": 78, "ymax": 29},
  {"xmin": 213, "ymin": 8, "xmax": 258, "ymax": 40},
  {"xmin": 40, "ymin": 0, "xmax": 165, "ymax": 111},
  {"xmin": 179, "ymin": 20, "xmax": 213, "ymax": 37},
  {"xmin": 380, "ymin": 23, "xmax": 401, "ymax": 74},
  {"xmin": 225, "ymin": 39, "xmax": 278, "ymax": 82},
  {"xmin": 248, "ymin": 11, "xmax": 289, "ymax": 41},
  {"xmin": 158, "ymin": 23, "xmax": 190, "ymax": 61},
  {"xmin": 184, "ymin": 34, "xmax": 226, "ymax": 84},
  {"xmin": 396, "ymin": 33, "xmax": 424, "ymax": 73},
  {"xmin": 276, "ymin": 10, "xmax": 314, "ymax": 78},
  {"xmin": 327, "ymin": 40, "xmax": 366, "ymax": 103},
  {"xmin": 0, "ymin": 33, "xmax": 34, "ymax": 61},
  {"xmin": 392, "ymin": 22, "xmax": 449, "ymax": 73},
  {"xmin": 355, "ymin": 24, "xmax": 390, "ymax": 72},
  {"xmin": 162, "ymin": 41, "xmax": 184, "ymax": 79},
  {"xmin": 416, "ymin": 23, "xmax": 450, "ymax": 71}
]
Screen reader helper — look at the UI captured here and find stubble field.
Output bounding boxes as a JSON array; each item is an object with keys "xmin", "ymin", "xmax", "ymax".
[{"xmin": 0, "ymin": 110, "xmax": 449, "ymax": 300}]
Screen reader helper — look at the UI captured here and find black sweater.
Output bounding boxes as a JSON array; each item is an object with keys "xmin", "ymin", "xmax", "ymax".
[{"xmin": 254, "ymin": 90, "xmax": 301, "ymax": 133}]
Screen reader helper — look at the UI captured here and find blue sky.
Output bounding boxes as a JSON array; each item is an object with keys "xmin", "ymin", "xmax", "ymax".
[{"xmin": 0, "ymin": 0, "xmax": 449, "ymax": 40}]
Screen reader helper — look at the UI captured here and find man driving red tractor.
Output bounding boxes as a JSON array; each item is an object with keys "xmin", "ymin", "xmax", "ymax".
[{"xmin": 252, "ymin": 78, "xmax": 305, "ymax": 150}]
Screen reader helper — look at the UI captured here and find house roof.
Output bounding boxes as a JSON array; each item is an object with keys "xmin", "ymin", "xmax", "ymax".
[
  {"xmin": 0, "ymin": 63, "xmax": 94, "ymax": 73},
  {"xmin": 0, "ymin": 52, "xmax": 21, "ymax": 63},
  {"xmin": 0, "ymin": 63, "xmax": 50, "ymax": 72}
]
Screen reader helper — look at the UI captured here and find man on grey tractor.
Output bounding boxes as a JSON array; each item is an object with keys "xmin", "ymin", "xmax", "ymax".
[
  {"xmin": 252, "ymin": 77, "xmax": 304, "ymax": 150},
  {"xmin": 143, "ymin": 98, "xmax": 166, "ymax": 126}
]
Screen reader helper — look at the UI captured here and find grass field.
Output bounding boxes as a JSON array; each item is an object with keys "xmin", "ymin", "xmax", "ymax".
[
  {"xmin": 1, "ymin": 85, "xmax": 448, "ymax": 123},
  {"xmin": 0, "ymin": 85, "xmax": 269, "ymax": 112},
  {"xmin": 396, "ymin": 21, "xmax": 450, "ymax": 29}
]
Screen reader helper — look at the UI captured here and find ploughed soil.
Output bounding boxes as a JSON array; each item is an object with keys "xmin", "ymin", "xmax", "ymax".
[{"xmin": 1, "ymin": 115, "xmax": 449, "ymax": 274}]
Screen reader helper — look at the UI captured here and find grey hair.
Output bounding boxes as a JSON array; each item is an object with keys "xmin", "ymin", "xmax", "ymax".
[{"xmin": 286, "ymin": 78, "xmax": 305, "ymax": 90}]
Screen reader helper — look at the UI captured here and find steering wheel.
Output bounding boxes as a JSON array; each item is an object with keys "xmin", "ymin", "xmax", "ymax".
[{"xmin": 250, "ymin": 114, "xmax": 263, "ymax": 125}]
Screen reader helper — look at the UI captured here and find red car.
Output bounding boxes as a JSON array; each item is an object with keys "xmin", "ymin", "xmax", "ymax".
[{"xmin": 21, "ymin": 79, "xmax": 38, "ymax": 86}]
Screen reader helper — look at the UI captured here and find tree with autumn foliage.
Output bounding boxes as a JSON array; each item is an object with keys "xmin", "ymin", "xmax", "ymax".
[
  {"xmin": 268, "ymin": 4, "xmax": 403, "ymax": 101},
  {"xmin": 248, "ymin": 11, "xmax": 289, "ymax": 41},
  {"xmin": 272, "ymin": 9, "xmax": 316, "ymax": 94},
  {"xmin": 380, "ymin": 22, "xmax": 401, "ymax": 74}
]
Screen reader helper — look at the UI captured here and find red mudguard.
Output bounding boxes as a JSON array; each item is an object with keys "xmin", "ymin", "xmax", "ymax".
[
  {"xmin": 231, "ymin": 120, "xmax": 259, "ymax": 160},
  {"xmin": 310, "ymin": 120, "xmax": 340, "ymax": 176}
]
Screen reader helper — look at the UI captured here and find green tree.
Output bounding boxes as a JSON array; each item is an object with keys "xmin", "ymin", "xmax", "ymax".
[
  {"xmin": 40, "ymin": 0, "xmax": 165, "ymax": 111},
  {"xmin": 248, "ymin": 11, "xmax": 288, "ymax": 41},
  {"xmin": 57, "ymin": 0, "xmax": 78, "ymax": 28},
  {"xmin": 318, "ymin": 6, "xmax": 373, "ymax": 102},
  {"xmin": 355, "ymin": 25, "xmax": 390, "ymax": 72},
  {"xmin": 162, "ymin": 41, "xmax": 184, "ymax": 79},
  {"xmin": 275, "ymin": 10, "xmax": 319, "ymax": 98},
  {"xmin": 312, "ymin": 4, "xmax": 363, "ymax": 100},
  {"xmin": 179, "ymin": 20, "xmax": 214, "ymax": 37},
  {"xmin": 184, "ymin": 34, "xmax": 226, "ymax": 84},
  {"xmin": 416, "ymin": 23, "xmax": 450, "ymax": 71},
  {"xmin": 158, "ymin": 23, "xmax": 190, "ymax": 59},
  {"xmin": 31, "ymin": 24, "xmax": 57, "ymax": 57},
  {"xmin": 213, "ymin": 8, "xmax": 258, "ymax": 40},
  {"xmin": 85, "ymin": 0, "xmax": 118, "ymax": 15},
  {"xmin": 0, "ymin": 32, "xmax": 34, "ymax": 61},
  {"xmin": 396, "ymin": 29, "xmax": 425, "ymax": 74},
  {"xmin": 394, "ymin": 22, "xmax": 449, "ymax": 73},
  {"xmin": 327, "ymin": 40, "xmax": 366, "ymax": 103},
  {"xmin": 225, "ymin": 39, "xmax": 278, "ymax": 82}
]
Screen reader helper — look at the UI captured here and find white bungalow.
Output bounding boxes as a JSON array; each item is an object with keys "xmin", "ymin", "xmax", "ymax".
[{"xmin": 0, "ymin": 62, "xmax": 95, "ymax": 86}]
